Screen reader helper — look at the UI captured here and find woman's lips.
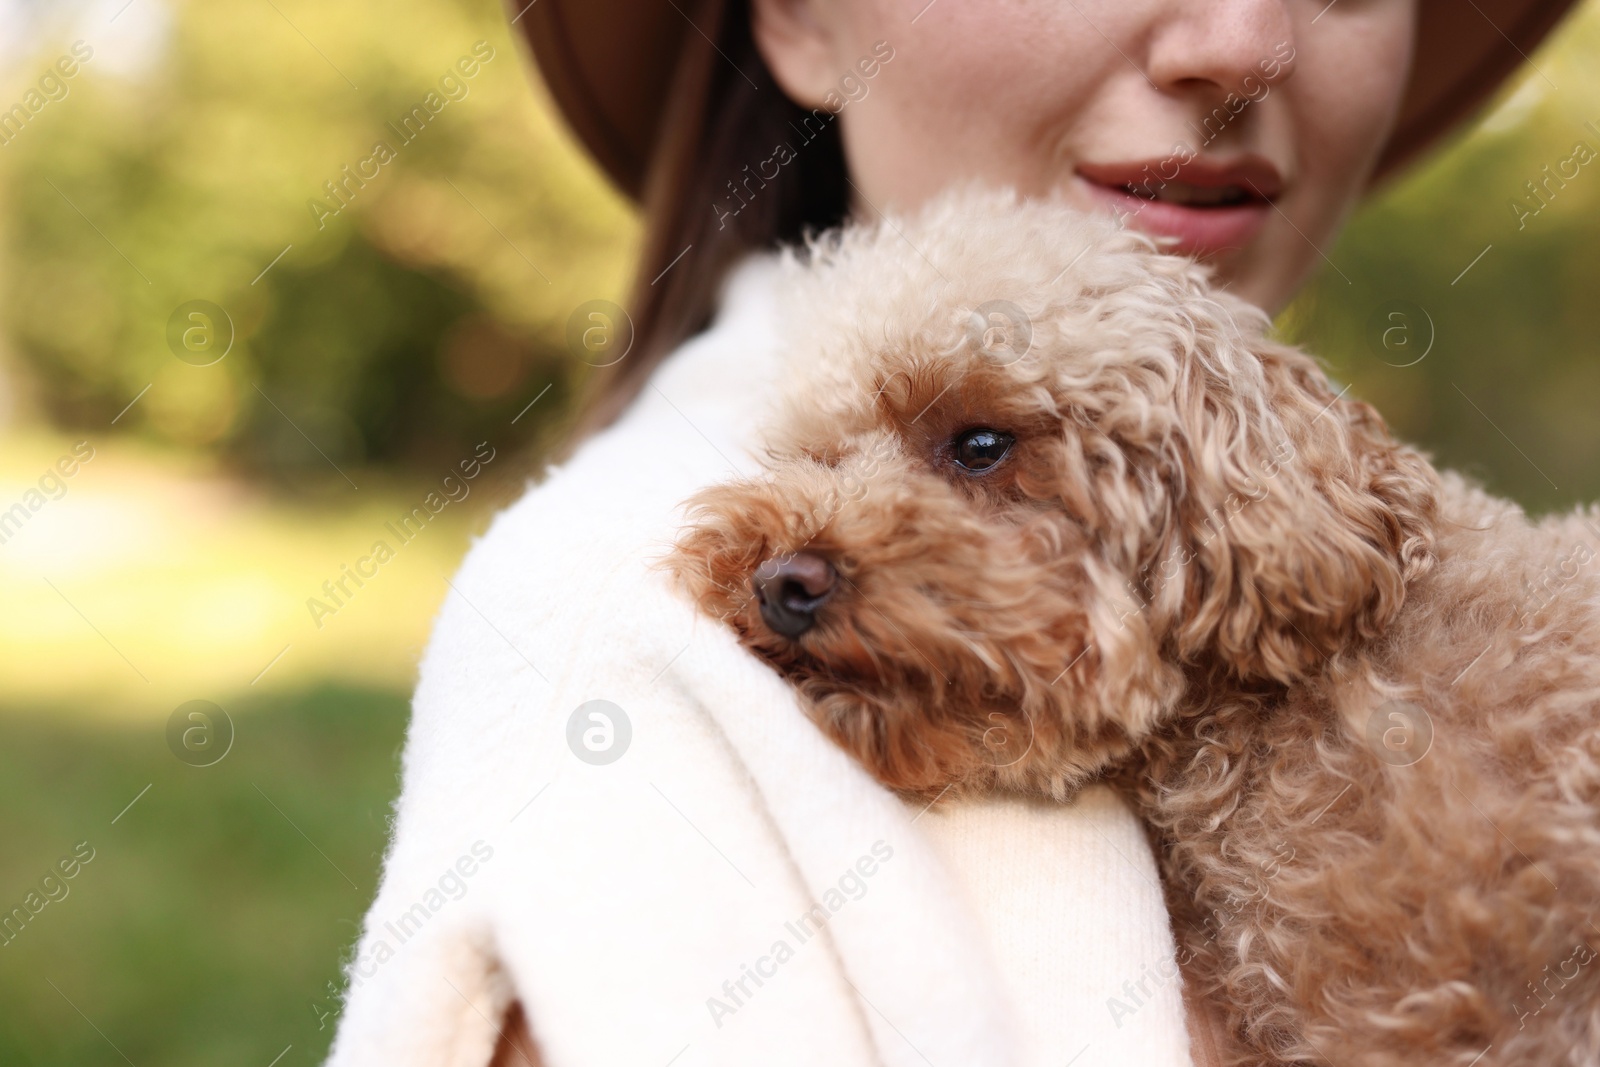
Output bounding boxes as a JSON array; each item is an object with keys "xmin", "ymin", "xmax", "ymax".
[{"xmin": 1074, "ymin": 158, "xmax": 1283, "ymax": 260}]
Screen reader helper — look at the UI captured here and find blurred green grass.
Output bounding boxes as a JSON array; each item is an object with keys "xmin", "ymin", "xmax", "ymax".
[{"xmin": 0, "ymin": 686, "xmax": 407, "ymax": 1067}]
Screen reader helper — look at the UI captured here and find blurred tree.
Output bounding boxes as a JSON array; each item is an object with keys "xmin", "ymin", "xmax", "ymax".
[
  {"xmin": 0, "ymin": 0, "xmax": 635, "ymax": 484},
  {"xmin": 0, "ymin": 0, "xmax": 1595, "ymax": 512},
  {"xmin": 1284, "ymin": 5, "xmax": 1600, "ymax": 515}
]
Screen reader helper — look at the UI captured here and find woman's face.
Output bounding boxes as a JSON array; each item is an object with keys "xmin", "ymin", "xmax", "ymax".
[{"xmin": 752, "ymin": 0, "xmax": 1417, "ymax": 313}]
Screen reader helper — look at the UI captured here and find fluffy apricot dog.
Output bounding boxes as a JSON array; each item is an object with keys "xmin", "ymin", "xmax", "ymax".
[{"xmin": 666, "ymin": 191, "xmax": 1600, "ymax": 1066}]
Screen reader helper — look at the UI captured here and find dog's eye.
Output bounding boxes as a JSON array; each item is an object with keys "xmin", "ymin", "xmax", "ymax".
[{"xmin": 951, "ymin": 428, "xmax": 1014, "ymax": 472}]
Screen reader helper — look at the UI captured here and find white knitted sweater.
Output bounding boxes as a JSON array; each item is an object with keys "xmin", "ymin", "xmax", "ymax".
[{"xmin": 324, "ymin": 255, "xmax": 1193, "ymax": 1067}]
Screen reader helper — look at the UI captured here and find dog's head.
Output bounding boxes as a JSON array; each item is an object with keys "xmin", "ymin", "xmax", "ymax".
[{"xmin": 667, "ymin": 191, "xmax": 1438, "ymax": 797}]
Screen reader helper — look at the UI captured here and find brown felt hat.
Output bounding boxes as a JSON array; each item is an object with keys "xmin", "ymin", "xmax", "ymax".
[{"xmin": 510, "ymin": 0, "xmax": 1578, "ymax": 200}]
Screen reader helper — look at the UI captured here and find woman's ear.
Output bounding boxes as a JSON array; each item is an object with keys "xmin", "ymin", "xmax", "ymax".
[
  {"xmin": 1153, "ymin": 326, "xmax": 1440, "ymax": 683},
  {"xmin": 749, "ymin": 0, "xmax": 841, "ymax": 110}
]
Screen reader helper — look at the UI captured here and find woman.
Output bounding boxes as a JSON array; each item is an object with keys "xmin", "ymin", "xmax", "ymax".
[{"xmin": 326, "ymin": 2, "xmax": 1577, "ymax": 1065}]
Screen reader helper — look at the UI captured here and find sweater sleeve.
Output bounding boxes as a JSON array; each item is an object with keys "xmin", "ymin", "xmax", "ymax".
[
  {"xmin": 323, "ymin": 405, "xmax": 1019, "ymax": 1067},
  {"xmin": 323, "ymin": 258, "xmax": 1193, "ymax": 1067}
]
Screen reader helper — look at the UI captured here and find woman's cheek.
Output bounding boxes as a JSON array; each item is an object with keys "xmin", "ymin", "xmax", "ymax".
[
  {"xmin": 1234, "ymin": 7, "xmax": 1415, "ymax": 308},
  {"xmin": 1293, "ymin": 5, "xmax": 1417, "ymax": 206},
  {"xmin": 832, "ymin": 4, "xmax": 1111, "ymax": 211}
]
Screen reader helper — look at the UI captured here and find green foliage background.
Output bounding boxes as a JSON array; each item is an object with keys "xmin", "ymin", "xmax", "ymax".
[
  {"xmin": 2, "ymin": 0, "xmax": 633, "ymax": 483},
  {"xmin": 0, "ymin": 0, "xmax": 1595, "ymax": 1064},
  {"xmin": 1285, "ymin": 9, "xmax": 1600, "ymax": 514},
  {"xmin": 0, "ymin": 688, "xmax": 406, "ymax": 1066}
]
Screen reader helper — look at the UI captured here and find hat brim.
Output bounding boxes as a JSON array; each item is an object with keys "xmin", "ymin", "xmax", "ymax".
[{"xmin": 512, "ymin": 0, "xmax": 1579, "ymax": 201}]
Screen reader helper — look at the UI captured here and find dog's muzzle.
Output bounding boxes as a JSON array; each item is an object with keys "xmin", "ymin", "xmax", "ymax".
[{"xmin": 753, "ymin": 552, "xmax": 838, "ymax": 638}]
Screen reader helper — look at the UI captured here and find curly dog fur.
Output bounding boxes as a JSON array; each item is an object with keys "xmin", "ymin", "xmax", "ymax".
[{"xmin": 665, "ymin": 190, "xmax": 1600, "ymax": 1066}]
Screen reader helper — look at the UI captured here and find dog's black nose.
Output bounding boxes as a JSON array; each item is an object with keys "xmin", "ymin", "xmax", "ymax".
[{"xmin": 753, "ymin": 552, "xmax": 838, "ymax": 638}]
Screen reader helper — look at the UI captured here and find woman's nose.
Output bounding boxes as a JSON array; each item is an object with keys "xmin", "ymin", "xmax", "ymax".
[
  {"xmin": 1143, "ymin": 0, "xmax": 1297, "ymax": 96},
  {"xmin": 752, "ymin": 551, "xmax": 838, "ymax": 638}
]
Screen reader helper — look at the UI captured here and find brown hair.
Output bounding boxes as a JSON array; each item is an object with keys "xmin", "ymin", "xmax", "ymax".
[{"xmin": 571, "ymin": 2, "xmax": 848, "ymax": 438}]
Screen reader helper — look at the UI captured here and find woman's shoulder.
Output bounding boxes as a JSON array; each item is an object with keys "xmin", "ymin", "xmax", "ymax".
[
  {"xmin": 419, "ymin": 409, "xmax": 725, "ymax": 697},
  {"xmin": 414, "ymin": 254, "xmax": 790, "ymax": 698}
]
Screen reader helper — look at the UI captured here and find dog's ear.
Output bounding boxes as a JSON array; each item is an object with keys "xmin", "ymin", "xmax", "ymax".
[{"xmin": 1130, "ymin": 309, "xmax": 1440, "ymax": 683}]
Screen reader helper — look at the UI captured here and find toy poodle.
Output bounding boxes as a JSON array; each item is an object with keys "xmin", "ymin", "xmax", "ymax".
[{"xmin": 665, "ymin": 190, "xmax": 1600, "ymax": 1066}]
